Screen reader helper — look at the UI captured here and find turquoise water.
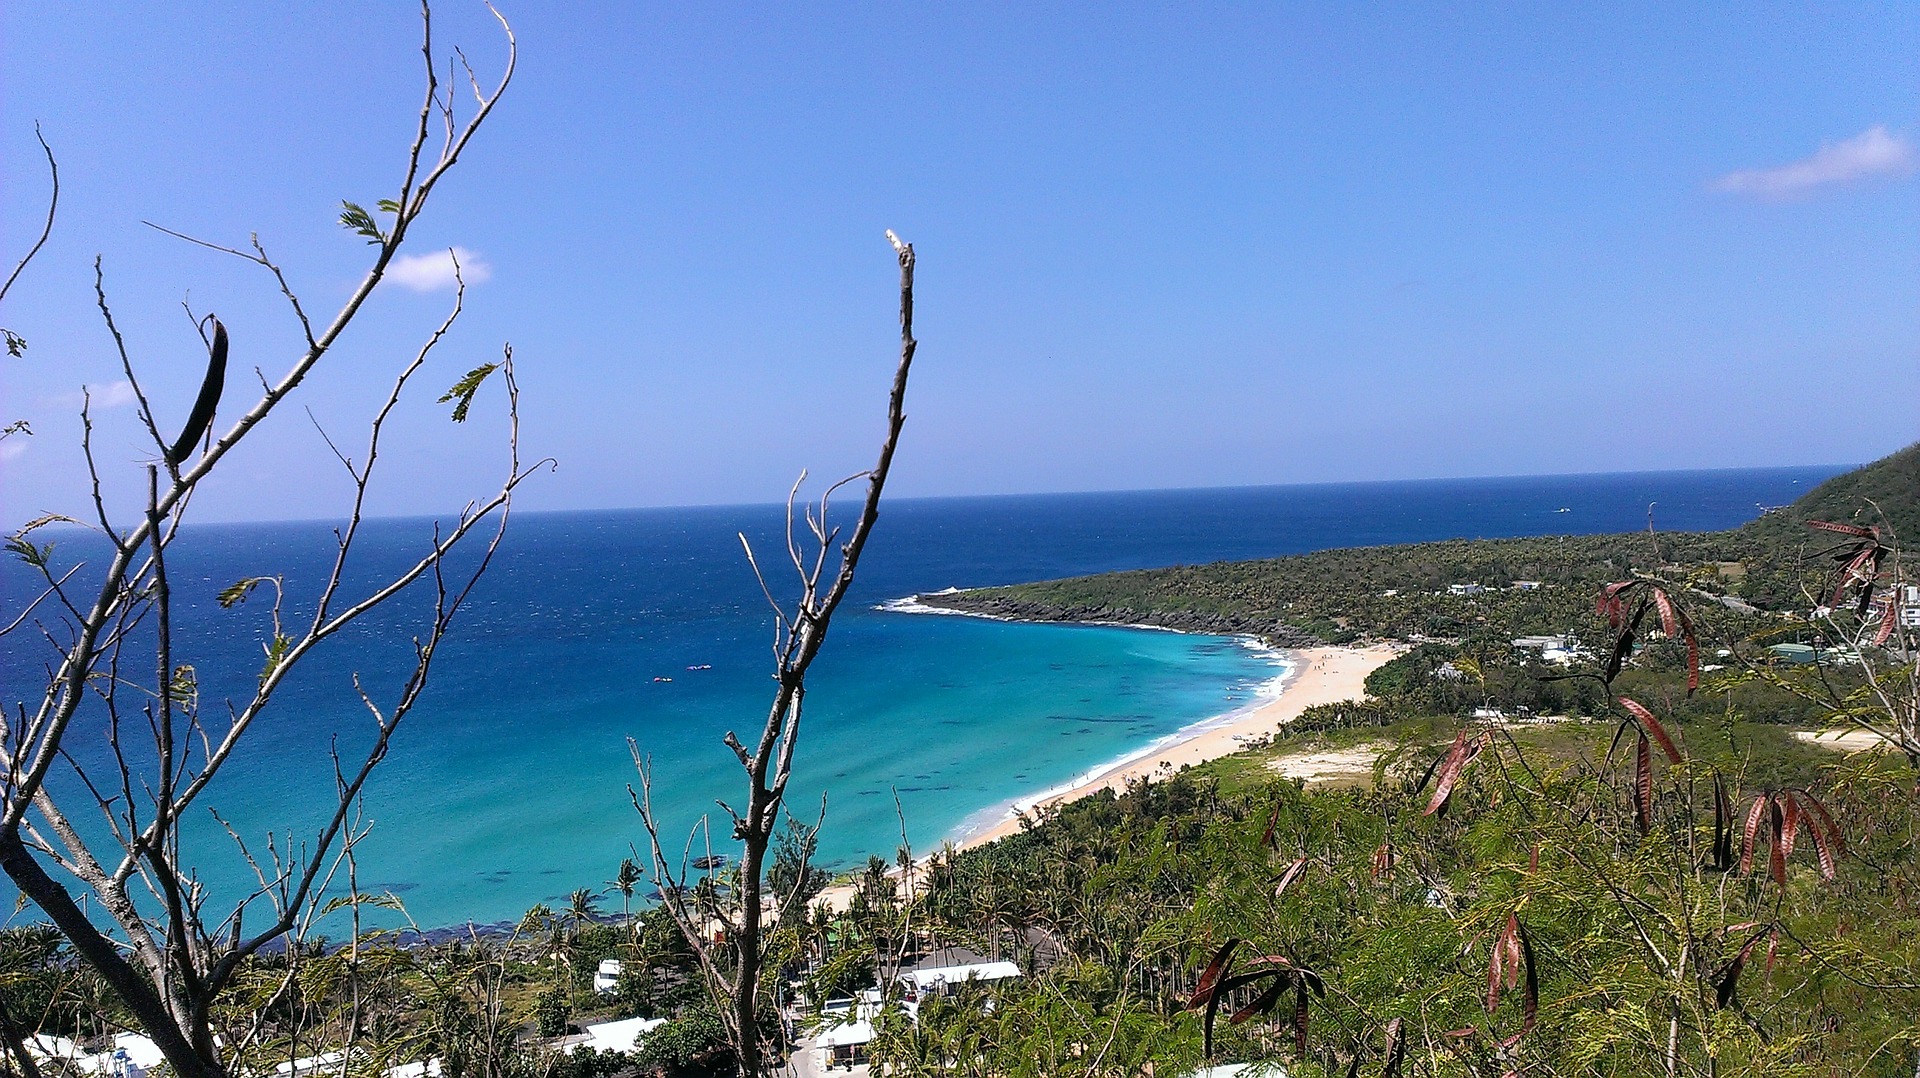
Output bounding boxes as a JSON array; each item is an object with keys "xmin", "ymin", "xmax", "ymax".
[
  {"xmin": 0, "ymin": 466, "xmax": 1841, "ymax": 931},
  {"xmin": 338, "ymin": 610, "xmax": 1286, "ymax": 929}
]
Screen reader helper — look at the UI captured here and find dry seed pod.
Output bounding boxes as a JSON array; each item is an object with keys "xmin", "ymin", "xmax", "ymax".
[{"xmin": 167, "ymin": 316, "xmax": 227, "ymax": 465}]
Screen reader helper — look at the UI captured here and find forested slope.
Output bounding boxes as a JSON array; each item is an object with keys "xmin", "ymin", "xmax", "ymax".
[{"xmin": 924, "ymin": 443, "xmax": 1919, "ymax": 646}]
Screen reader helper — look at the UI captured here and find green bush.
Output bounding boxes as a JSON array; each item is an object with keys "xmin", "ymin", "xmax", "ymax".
[
  {"xmin": 534, "ymin": 983, "xmax": 572, "ymax": 1039},
  {"xmin": 632, "ymin": 1004, "xmax": 729, "ymax": 1073}
]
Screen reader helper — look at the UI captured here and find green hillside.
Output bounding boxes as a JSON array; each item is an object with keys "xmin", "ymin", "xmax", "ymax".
[
  {"xmin": 924, "ymin": 443, "xmax": 1920, "ymax": 646},
  {"xmin": 1741, "ymin": 441, "xmax": 1920, "ymax": 551}
]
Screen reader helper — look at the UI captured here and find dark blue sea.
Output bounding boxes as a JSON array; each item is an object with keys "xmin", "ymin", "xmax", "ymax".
[{"xmin": 0, "ymin": 466, "xmax": 1838, "ymax": 930}]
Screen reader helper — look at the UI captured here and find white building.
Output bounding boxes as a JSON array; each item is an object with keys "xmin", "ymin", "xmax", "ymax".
[
  {"xmin": 812, "ymin": 991, "xmax": 919, "ymax": 1069},
  {"xmin": 25, "ymin": 1035, "xmax": 92, "ymax": 1071},
  {"xmin": 1512, "ymin": 634, "xmax": 1580, "ymax": 665},
  {"xmin": 581, "ymin": 1016, "xmax": 666, "ymax": 1054},
  {"xmin": 896, "ymin": 960, "xmax": 1021, "ymax": 998},
  {"xmin": 273, "ymin": 1050, "xmax": 351, "ymax": 1077},
  {"xmin": 27, "ymin": 1033, "xmax": 166, "ymax": 1078},
  {"xmin": 806, "ymin": 963, "xmax": 1023, "ymax": 1069},
  {"xmin": 593, "ymin": 958, "xmax": 623, "ymax": 995}
]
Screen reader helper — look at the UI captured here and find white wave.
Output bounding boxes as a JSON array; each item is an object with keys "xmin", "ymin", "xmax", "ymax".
[
  {"xmin": 874, "ymin": 593, "xmax": 1017, "ymax": 619},
  {"xmin": 878, "ymin": 593, "xmax": 1223, "ymax": 636}
]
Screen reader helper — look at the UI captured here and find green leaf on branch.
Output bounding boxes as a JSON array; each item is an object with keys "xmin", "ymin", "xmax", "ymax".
[
  {"xmin": 438, "ymin": 363, "xmax": 499, "ymax": 423},
  {"xmin": 259, "ymin": 634, "xmax": 293, "ymax": 686},
  {"xmin": 218, "ymin": 578, "xmax": 265, "ymax": 608},
  {"xmin": 169, "ymin": 665, "xmax": 198, "ymax": 706},
  {"xmin": 1, "ymin": 514, "xmax": 70, "ymax": 567},
  {"xmin": 338, "ymin": 201, "xmax": 386, "ymax": 245},
  {"xmin": 318, "ymin": 892, "xmax": 404, "ymax": 917},
  {"xmin": 4, "ymin": 534, "xmax": 51, "ymax": 569},
  {"xmin": 3, "ymin": 329, "xmax": 25, "ymax": 357}
]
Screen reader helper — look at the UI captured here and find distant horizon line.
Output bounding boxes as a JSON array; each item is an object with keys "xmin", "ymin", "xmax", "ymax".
[{"xmin": 44, "ymin": 459, "xmax": 1850, "ymax": 533}]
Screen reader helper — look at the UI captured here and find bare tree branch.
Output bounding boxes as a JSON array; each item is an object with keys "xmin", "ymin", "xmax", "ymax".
[
  {"xmin": 0, "ymin": 124, "xmax": 58, "ymax": 311},
  {"xmin": 0, "ymin": 11, "xmax": 524, "ymax": 1078},
  {"xmin": 633, "ymin": 232, "xmax": 918, "ymax": 1077}
]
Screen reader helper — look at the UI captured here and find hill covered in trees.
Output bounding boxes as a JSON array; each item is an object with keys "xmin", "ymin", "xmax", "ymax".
[
  {"xmin": 921, "ymin": 443, "xmax": 1920, "ymax": 648},
  {"xmin": 1743, "ymin": 441, "xmax": 1920, "ymax": 550}
]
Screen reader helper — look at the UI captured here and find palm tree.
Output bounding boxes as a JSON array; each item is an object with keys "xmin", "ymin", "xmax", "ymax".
[
  {"xmin": 612, "ymin": 858, "xmax": 642, "ymax": 925},
  {"xmin": 565, "ymin": 888, "xmax": 601, "ymax": 945}
]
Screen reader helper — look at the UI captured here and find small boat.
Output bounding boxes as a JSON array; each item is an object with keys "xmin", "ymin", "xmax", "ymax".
[
  {"xmin": 652, "ymin": 676, "xmax": 673, "ymax": 683},
  {"xmin": 687, "ymin": 663, "xmax": 712, "ymax": 671},
  {"xmin": 1555, "ymin": 507, "xmax": 1571, "ymax": 513}
]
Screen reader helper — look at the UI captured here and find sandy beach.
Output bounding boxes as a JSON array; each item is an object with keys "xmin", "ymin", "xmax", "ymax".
[
  {"xmin": 1793, "ymin": 728, "xmax": 1893, "ymax": 754},
  {"xmin": 813, "ymin": 642, "xmax": 1399, "ymax": 910},
  {"xmin": 947, "ymin": 643, "xmax": 1400, "ymax": 851}
]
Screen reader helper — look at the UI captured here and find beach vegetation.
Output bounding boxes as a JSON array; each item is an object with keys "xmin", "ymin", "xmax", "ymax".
[
  {"xmin": 815, "ymin": 718, "xmax": 1917, "ymax": 1073},
  {"xmin": 532, "ymin": 986, "xmax": 569, "ymax": 1040},
  {"xmin": 766, "ymin": 819, "xmax": 830, "ymax": 915},
  {"xmin": 612, "ymin": 860, "xmax": 643, "ymax": 925},
  {"xmin": 631, "ymin": 1004, "xmax": 729, "ymax": 1075},
  {"xmin": 923, "ymin": 445, "xmax": 1920, "ymax": 658}
]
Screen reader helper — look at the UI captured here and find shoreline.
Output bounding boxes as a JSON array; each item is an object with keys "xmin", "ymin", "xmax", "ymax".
[
  {"xmin": 940, "ymin": 634, "xmax": 1296, "ymax": 845},
  {"xmin": 813, "ymin": 619, "xmax": 1400, "ymax": 911},
  {"xmin": 941, "ymin": 642, "xmax": 1401, "ymax": 854}
]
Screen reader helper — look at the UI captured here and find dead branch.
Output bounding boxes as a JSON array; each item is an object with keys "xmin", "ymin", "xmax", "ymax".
[
  {"xmin": 632, "ymin": 232, "xmax": 918, "ymax": 1077},
  {"xmin": 0, "ymin": 9, "xmax": 524, "ymax": 1078}
]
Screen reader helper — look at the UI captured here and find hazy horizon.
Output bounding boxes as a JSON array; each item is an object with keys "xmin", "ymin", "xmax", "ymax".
[{"xmin": 15, "ymin": 458, "xmax": 1854, "ymax": 531}]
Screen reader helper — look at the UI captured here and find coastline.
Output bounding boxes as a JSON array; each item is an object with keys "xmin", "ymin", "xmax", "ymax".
[
  {"xmin": 943, "ymin": 642, "xmax": 1400, "ymax": 853},
  {"xmin": 939, "ymin": 633, "xmax": 1296, "ymax": 844},
  {"xmin": 814, "ymin": 634, "xmax": 1399, "ymax": 911}
]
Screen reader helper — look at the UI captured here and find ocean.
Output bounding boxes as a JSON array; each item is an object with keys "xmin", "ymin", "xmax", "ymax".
[{"xmin": 0, "ymin": 465, "xmax": 1838, "ymax": 931}]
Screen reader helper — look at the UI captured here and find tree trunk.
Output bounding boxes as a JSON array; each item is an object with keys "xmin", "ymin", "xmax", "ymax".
[
  {"xmin": 0, "ymin": 832, "xmax": 220, "ymax": 1078},
  {"xmin": 735, "ymin": 817, "xmax": 767, "ymax": 1078}
]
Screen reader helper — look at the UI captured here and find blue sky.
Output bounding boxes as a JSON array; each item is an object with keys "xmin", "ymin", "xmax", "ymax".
[{"xmin": 2, "ymin": 3, "xmax": 1915, "ymax": 525}]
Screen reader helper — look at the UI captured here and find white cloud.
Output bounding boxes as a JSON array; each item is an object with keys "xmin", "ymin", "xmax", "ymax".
[
  {"xmin": 0, "ymin": 440, "xmax": 27, "ymax": 463},
  {"xmin": 386, "ymin": 246, "xmax": 493, "ymax": 292},
  {"xmin": 92, "ymin": 380, "xmax": 138, "ymax": 409},
  {"xmin": 1712, "ymin": 125, "xmax": 1916, "ymax": 199},
  {"xmin": 52, "ymin": 380, "xmax": 139, "ymax": 410}
]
